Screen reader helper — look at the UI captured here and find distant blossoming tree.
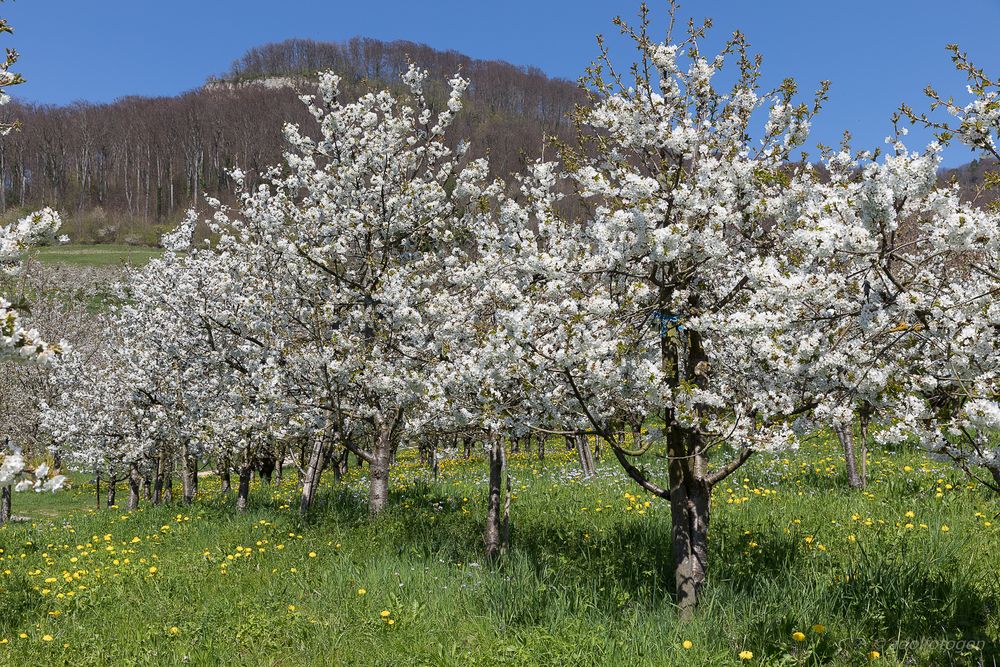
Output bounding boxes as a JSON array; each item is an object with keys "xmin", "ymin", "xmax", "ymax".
[
  {"xmin": 895, "ymin": 47, "xmax": 1000, "ymax": 492},
  {"xmin": 0, "ymin": 8, "xmax": 68, "ymax": 502}
]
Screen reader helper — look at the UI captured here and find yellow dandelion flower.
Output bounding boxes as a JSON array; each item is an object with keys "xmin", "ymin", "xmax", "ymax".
[
  {"xmin": 682, "ymin": 640, "xmax": 693, "ymax": 650},
  {"xmin": 792, "ymin": 631, "xmax": 806, "ymax": 642},
  {"xmin": 739, "ymin": 650, "xmax": 754, "ymax": 660}
]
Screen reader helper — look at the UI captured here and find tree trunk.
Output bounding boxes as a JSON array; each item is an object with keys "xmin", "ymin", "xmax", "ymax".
[
  {"xmin": 989, "ymin": 465, "xmax": 1000, "ymax": 491},
  {"xmin": 219, "ymin": 459, "xmax": 232, "ymax": 494},
  {"xmin": 181, "ymin": 442, "xmax": 197, "ymax": 504},
  {"xmin": 858, "ymin": 435, "xmax": 868, "ymax": 490},
  {"xmin": 273, "ymin": 444, "xmax": 285, "ymax": 486},
  {"xmin": 331, "ymin": 447, "xmax": 349, "ymax": 482},
  {"xmin": 164, "ymin": 458, "xmax": 175, "ymax": 503},
  {"xmin": 259, "ymin": 453, "xmax": 276, "ymax": 485},
  {"xmin": 484, "ymin": 437, "xmax": 509, "ymax": 561},
  {"xmin": 0, "ymin": 485, "xmax": 10, "ymax": 524},
  {"xmin": 235, "ymin": 466, "xmax": 252, "ymax": 512},
  {"xmin": 152, "ymin": 453, "xmax": 166, "ymax": 504},
  {"xmin": 575, "ymin": 434, "xmax": 596, "ymax": 478},
  {"xmin": 298, "ymin": 437, "xmax": 327, "ymax": 514},
  {"xmin": 106, "ymin": 480, "xmax": 117, "ymax": 508},
  {"xmin": 368, "ymin": 421, "xmax": 393, "ymax": 517},
  {"xmin": 143, "ymin": 475, "xmax": 152, "ymax": 500},
  {"xmin": 837, "ymin": 425, "xmax": 864, "ymax": 489},
  {"xmin": 127, "ymin": 467, "xmax": 142, "ymax": 511},
  {"xmin": 668, "ymin": 430, "xmax": 710, "ymax": 620},
  {"xmin": 191, "ymin": 459, "xmax": 199, "ymax": 497}
]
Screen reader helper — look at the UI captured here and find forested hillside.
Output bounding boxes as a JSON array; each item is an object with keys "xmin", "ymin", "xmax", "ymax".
[
  {"xmin": 1, "ymin": 36, "xmax": 995, "ymax": 246},
  {"xmin": 940, "ymin": 157, "xmax": 1000, "ymax": 207},
  {"xmin": 1, "ymin": 37, "xmax": 582, "ymax": 243}
]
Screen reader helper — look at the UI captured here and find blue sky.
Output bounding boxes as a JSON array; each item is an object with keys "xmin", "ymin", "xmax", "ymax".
[{"xmin": 4, "ymin": 1, "xmax": 999, "ymax": 165}]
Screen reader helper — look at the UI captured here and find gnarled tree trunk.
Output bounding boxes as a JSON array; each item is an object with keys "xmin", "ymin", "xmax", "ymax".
[
  {"xmin": 331, "ymin": 447, "xmax": 349, "ymax": 482},
  {"xmin": 484, "ymin": 437, "xmax": 510, "ymax": 561},
  {"xmin": 127, "ymin": 466, "xmax": 142, "ymax": 510},
  {"xmin": 668, "ymin": 430, "xmax": 710, "ymax": 621},
  {"xmin": 235, "ymin": 466, "xmax": 252, "ymax": 512},
  {"xmin": 259, "ymin": 451, "xmax": 276, "ymax": 485}
]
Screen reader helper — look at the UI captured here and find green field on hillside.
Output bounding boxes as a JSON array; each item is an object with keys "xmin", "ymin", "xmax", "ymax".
[
  {"xmin": 1, "ymin": 437, "xmax": 997, "ymax": 666},
  {"xmin": 30, "ymin": 244, "xmax": 163, "ymax": 268}
]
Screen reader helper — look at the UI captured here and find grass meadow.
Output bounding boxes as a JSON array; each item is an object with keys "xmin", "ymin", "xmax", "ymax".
[
  {"xmin": 30, "ymin": 244, "xmax": 163, "ymax": 268},
  {"xmin": 0, "ymin": 435, "xmax": 997, "ymax": 666}
]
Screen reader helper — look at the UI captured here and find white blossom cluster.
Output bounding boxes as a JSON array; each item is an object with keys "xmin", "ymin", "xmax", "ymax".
[
  {"xmin": 1, "ymin": 208, "xmax": 69, "ymax": 492},
  {"xmin": 1, "ymin": 208, "xmax": 66, "ymax": 364}
]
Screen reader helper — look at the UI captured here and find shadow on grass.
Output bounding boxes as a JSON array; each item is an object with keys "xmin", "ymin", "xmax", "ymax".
[
  {"xmin": 832, "ymin": 557, "xmax": 999, "ymax": 661},
  {"xmin": 180, "ymin": 477, "xmax": 1000, "ymax": 656}
]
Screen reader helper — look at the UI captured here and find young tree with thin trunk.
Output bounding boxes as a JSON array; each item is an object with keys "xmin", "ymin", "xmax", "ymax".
[{"xmin": 199, "ymin": 66, "xmax": 500, "ymax": 517}]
